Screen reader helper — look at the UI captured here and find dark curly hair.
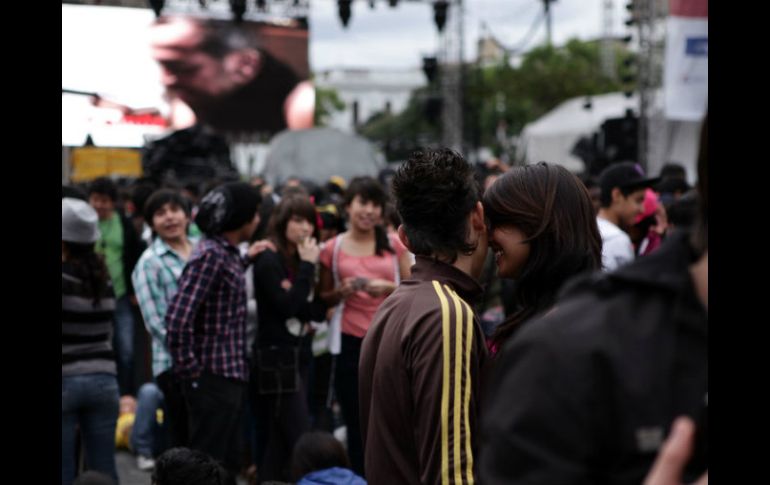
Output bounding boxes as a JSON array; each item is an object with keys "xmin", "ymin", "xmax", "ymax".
[
  {"xmin": 484, "ymin": 162, "xmax": 602, "ymax": 346},
  {"xmin": 392, "ymin": 148, "xmax": 481, "ymax": 263},
  {"xmin": 152, "ymin": 447, "xmax": 225, "ymax": 485}
]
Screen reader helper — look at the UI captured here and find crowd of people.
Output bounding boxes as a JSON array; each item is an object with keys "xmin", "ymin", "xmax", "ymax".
[{"xmin": 63, "ymin": 115, "xmax": 706, "ymax": 485}]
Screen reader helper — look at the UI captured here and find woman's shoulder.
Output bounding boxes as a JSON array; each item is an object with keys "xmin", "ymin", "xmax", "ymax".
[{"xmin": 319, "ymin": 233, "xmax": 344, "ymax": 264}]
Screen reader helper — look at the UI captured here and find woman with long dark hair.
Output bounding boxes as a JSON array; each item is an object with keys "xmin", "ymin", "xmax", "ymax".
[
  {"xmin": 62, "ymin": 198, "xmax": 120, "ymax": 485},
  {"xmin": 318, "ymin": 176, "xmax": 412, "ymax": 476},
  {"xmin": 483, "ymin": 162, "xmax": 602, "ymax": 354},
  {"xmin": 251, "ymin": 193, "xmax": 328, "ymax": 482}
]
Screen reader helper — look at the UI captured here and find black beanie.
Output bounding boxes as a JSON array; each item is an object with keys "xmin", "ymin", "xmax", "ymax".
[{"xmin": 195, "ymin": 182, "xmax": 261, "ymax": 235}]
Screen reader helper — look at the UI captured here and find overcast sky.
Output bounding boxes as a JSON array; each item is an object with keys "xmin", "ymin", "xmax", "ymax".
[
  {"xmin": 309, "ymin": 0, "xmax": 623, "ymax": 71},
  {"xmin": 62, "ymin": 1, "xmax": 624, "ymax": 104}
]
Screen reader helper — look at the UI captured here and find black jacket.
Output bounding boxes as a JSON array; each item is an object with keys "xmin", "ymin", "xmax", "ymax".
[
  {"xmin": 252, "ymin": 249, "xmax": 327, "ymax": 350},
  {"xmin": 480, "ymin": 231, "xmax": 707, "ymax": 485}
]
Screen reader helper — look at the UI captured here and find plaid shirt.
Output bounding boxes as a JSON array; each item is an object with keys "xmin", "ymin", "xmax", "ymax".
[
  {"xmin": 132, "ymin": 235, "xmax": 200, "ymax": 377},
  {"xmin": 166, "ymin": 236, "xmax": 251, "ymax": 382}
]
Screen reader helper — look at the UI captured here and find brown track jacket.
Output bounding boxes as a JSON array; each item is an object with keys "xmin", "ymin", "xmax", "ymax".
[{"xmin": 360, "ymin": 256, "xmax": 488, "ymax": 485}]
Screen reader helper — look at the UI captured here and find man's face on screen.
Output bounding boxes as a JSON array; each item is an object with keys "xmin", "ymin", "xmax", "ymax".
[{"xmin": 150, "ymin": 18, "xmax": 242, "ymax": 110}]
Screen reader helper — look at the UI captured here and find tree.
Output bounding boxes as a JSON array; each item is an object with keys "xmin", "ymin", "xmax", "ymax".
[
  {"xmin": 359, "ymin": 87, "xmax": 441, "ymax": 161},
  {"xmin": 360, "ymin": 38, "xmax": 626, "ymax": 162},
  {"xmin": 466, "ymin": 38, "xmax": 625, "ymax": 159},
  {"xmin": 314, "ymin": 86, "xmax": 346, "ymax": 127}
]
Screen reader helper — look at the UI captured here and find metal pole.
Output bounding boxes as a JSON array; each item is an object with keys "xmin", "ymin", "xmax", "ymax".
[
  {"xmin": 544, "ymin": 0, "xmax": 553, "ymax": 47},
  {"xmin": 440, "ymin": 0, "xmax": 463, "ymax": 153}
]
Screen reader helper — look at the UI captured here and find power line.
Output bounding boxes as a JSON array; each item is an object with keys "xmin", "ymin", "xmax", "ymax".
[{"xmin": 506, "ymin": 10, "xmax": 545, "ymax": 54}]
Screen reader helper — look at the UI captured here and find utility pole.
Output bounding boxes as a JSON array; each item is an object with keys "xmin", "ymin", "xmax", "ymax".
[
  {"xmin": 635, "ymin": 0, "xmax": 662, "ymax": 172},
  {"xmin": 439, "ymin": 0, "xmax": 464, "ymax": 153},
  {"xmin": 601, "ymin": 0, "xmax": 616, "ymax": 79},
  {"xmin": 543, "ymin": 0, "xmax": 556, "ymax": 47}
]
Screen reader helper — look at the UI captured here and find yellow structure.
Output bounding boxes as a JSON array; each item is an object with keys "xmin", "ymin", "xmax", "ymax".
[{"xmin": 71, "ymin": 147, "xmax": 143, "ymax": 182}]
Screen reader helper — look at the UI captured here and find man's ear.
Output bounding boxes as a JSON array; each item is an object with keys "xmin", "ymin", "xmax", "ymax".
[
  {"xmin": 397, "ymin": 225, "xmax": 412, "ymax": 253},
  {"xmin": 611, "ymin": 187, "xmax": 624, "ymax": 205},
  {"xmin": 470, "ymin": 201, "xmax": 486, "ymax": 232},
  {"xmin": 226, "ymin": 49, "xmax": 261, "ymax": 86}
]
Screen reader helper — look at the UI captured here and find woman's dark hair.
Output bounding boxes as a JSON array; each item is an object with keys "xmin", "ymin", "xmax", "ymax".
[
  {"xmin": 63, "ymin": 242, "xmax": 110, "ymax": 306},
  {"xmin": 483, "ymin": 162, "xmax": 602, "ymax": 346},
  {"xmin": 267, "ymin": 194, "xmax": 320, "ymax": 270},
  {"xmin": 343, "ymin": 176, "xmax": 393, "ymax": 256},
  {"xmin": 291, "ymin": 431, "xmax": 351, "ymax": 481},
  {"xmin": 392, "ymin": 148, "xmax": 480, "ymax": 263},
  {"xmin": 143, "ymin": 188, "xmax": 192, "ymax": 235}
]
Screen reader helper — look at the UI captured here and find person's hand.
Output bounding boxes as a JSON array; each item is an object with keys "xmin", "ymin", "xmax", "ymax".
[
  {"xmin": 364, "ymin": 278, "xmax": 395, "ymax": 297},
  {"xmin": 247, "ymin": 239, "xmax": 276, "ymax": 259},
  {"xmin": 337, "ymin": 277, "xmax": 359, "ymax": 300},
  {"xmin": 643, "ymin": 417, "xmax": 708, "ymax": 485},
  {"xmin": 297, "ymin": 236, "xmax": 320, "ymax": 264}
]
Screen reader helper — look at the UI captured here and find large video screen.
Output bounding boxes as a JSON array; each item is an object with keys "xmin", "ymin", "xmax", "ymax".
[
  {"xmin": 150, "ymin": 15, "xmax": 314, "ymax": 136},
  {"xmin": 62, "ymin": 5, "xmax": 314, "ymax": 147}
]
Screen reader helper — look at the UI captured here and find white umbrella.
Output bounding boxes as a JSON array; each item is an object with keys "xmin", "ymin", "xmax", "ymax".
[{"xmin": 264, "ymin": 127, "xmax": 385, "ymax": 185}]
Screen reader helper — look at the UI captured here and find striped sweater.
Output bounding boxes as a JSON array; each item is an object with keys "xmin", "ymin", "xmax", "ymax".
[
  {"xmin": 360, "ymin": 256, "xmax": 488, "ymax": 485},
  {"xmin": 62, "ymin": 262, "xmax": 116, "ymax": 376}
]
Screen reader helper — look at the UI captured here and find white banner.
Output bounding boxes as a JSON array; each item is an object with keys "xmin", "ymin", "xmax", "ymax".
[{"xmin": 664, "ymin": 16, "xmax": 708, "ymax": 121}]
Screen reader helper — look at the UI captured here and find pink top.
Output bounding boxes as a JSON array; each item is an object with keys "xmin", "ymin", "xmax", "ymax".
[{"xmin": 319, "ymin": 233, "xmax": 408, "ymax": 338}]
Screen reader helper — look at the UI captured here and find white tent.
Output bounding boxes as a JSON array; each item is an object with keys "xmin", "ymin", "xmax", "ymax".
[
  {"xmin": 518, "ymin": 92, "xmax": 639, "ymax": 173},
  {"xmin": 518, "ymin": 91, "xmax": 703, "ymax": 183}
]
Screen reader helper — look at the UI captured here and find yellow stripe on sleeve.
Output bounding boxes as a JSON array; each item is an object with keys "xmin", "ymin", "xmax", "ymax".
[
  {"xmin": 460, "ymin": 298, "xmax": 476, "ymax": 485},
  {"xmin": 432, "ymin": 281, "xmax": 451, "ymax": 485},
  {"xmin": 445, "ymin": 285, "xmax": 465, "ymax": 484}
]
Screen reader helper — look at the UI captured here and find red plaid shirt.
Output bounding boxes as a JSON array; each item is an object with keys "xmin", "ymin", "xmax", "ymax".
[{"xmin": 166, "ymin": 236, "xmax": 250, "ymax": 382}]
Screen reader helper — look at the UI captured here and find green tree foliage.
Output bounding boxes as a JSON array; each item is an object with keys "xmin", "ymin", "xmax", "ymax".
[
  {"xmin": 466, "ymin": 38, "xmax": 624, "ymax": 155},
  {"xmin": 314, "ymin": 86, "xmax": 346, "ymax": 127},
  {"xmin": 359, "ymin": 87, "xmax": 441, "ymax": 161},
  {"xmin": 360, "ymin": 38, "xmax": 625, "ymax": 161}
]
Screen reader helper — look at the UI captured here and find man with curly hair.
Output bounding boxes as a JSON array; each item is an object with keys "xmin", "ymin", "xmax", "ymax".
[{"xmin": 359, "ymin": 148, "xmax": 490, "ymax": 484}]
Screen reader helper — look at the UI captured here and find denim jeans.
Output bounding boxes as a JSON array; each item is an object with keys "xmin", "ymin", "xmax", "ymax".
[
  {"xmin": 62, "ymin": 373, "xmax": 120, "ymax": 485},
  {"xmin": 113, "ymin": 294, "xmax": 135, "ymax": 395},
  {"xmin": 130, "ymin": 382, "xmax": 166, "ymax": 457}
]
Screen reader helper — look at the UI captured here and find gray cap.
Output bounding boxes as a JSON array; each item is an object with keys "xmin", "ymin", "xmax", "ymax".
[{"xmin": 62, "ymin": 197, "xmax": 100, "ymax": 244}]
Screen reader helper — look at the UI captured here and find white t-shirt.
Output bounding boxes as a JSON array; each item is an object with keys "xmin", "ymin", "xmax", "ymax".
[{"xmin": 597, "ymin": 217, "xmax": 635, "ymax": 271}]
